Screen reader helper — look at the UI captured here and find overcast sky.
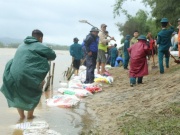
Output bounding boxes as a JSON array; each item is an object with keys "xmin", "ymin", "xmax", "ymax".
[{"xmin": 0, "ymin": 0, "xmax": 148, "ymax": 46}]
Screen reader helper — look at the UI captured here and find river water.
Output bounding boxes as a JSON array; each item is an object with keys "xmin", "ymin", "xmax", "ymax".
[{"xmin": 0, "ymin": 48, "xmax": 91, "ymax": 135}]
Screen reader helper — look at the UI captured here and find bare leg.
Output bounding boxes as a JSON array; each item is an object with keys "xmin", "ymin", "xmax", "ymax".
[
  {"xmin": 17, "ymin": 108, "xmax": 25, "ymax": 119},
  {"xmin": 27, "ymin": 109, "xmax": 35, "ymax": 119},
  {"xmin": 96, "ymin": 62, "xmax": 100, "ymax": 74},
  {"xmin": 100, "ymin": 63, "xmax": 106, "ymax": 75},
  {"xmin": 74, "ymin": 70, "xmax": 78, "ymax": 76}
]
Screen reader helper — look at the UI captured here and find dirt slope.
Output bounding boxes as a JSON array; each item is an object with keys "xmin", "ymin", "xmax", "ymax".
[{"xmin": 81, "ymin": 56, "xmax": 180, "ymax": 135}]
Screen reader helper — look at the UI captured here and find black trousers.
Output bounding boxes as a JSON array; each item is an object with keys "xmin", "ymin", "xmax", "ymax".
[{"xmin": 85, "ymin": 52, "xmax": 97, "ymax": 83}]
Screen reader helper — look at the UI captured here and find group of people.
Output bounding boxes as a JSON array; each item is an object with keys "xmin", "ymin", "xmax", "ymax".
[
  {"xmin": 70, "ymin": 24, "xmax": 115, "ymax": 84},
  {"xmin": 0, "ymin": 17, "xmax": 179, "ymax": 119},
  {"xmin": 123, "ymin": 17, "xmax": 175, "ymax": 86}
]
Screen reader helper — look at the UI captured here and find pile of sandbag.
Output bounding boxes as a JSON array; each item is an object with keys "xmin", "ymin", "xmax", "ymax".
[{"xmin": 46, "ymin": 65, "xmax": 113, "ymax": 108}]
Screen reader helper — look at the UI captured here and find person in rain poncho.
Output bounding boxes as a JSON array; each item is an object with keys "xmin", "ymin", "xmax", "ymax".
[
  {"xmin": 128, "ymin": 35, "xmax": 150, "ymax": 87},
  {"xmin": 0, "ymin": 29, "xmax": 56, "ymax": 119},
  {"xmin": 123, "ymin": 35, "xmax": 131, "ymax": 69}
]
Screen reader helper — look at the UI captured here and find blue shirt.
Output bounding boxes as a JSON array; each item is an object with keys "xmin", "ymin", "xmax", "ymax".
[{"xmin": 69, "ymin": 43, "xmax": 83, "ymax": 60}]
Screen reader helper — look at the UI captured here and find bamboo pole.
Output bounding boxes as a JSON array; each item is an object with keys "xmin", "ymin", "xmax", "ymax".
[
  {"xmin": 44, "ymin": 61, "xmax": 52, "ymax": 91},
  {"xmin": 51, "ymin": 63, "xmax": 55, "ymax": 85}
]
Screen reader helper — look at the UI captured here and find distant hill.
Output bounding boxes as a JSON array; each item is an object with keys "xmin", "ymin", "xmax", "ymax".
[
  {"xmin": 0, "ymin": 37, "xmax": 23, "ymax": 44},
  {"xmin": 0, "ymin": 37, "xmax": 69, "ymax": 50}
]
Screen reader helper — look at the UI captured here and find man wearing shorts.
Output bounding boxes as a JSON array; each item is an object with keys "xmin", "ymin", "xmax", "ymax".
[
  {"xmin": 70, "ymin": 37, "xmax": 83, "ymax": 76},
  {"xmin": 97, "ymin": 24, "xmax": 114, "ymax": 75}
]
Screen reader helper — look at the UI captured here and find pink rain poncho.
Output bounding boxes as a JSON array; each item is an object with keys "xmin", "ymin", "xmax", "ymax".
[{"xmin": 128, "ymin": 40, "xmax": 150, "ymax": 78}]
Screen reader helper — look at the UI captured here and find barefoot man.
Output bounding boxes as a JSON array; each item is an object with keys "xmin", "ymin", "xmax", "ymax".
[
  {"xmin": 0, "ymin": 29, "xmax": 56, "ymax": 119},
  {"xmin": 96, "ymin": 24, "xmax": 114, "ymax": 75}
]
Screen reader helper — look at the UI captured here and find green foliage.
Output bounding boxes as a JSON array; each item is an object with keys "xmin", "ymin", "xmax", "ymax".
[
  {"xmin": 116, "ymin": 9, "xmax": 158, "ymax": 38},
  {"xmin": 118, "ymin": 102, "xmax": 180, "ymax": 135},
  {"xmin": 114, "ymin": 0, "xmax": 180, "ymax": 28},
  {"xmin": 143, "ymin": 0, "xmax": 180, "ymax": 27},
  {"xmin": 113, "ymin": 0, "xmax": 134, "ymax": 18},
  {"xmin": 0, "ymin": 42, "xmax": 4, "ymax": 48}
]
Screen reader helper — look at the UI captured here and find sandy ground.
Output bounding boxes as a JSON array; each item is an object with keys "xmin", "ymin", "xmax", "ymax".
[{"xmin": 81, "ymin": 56, "xmax": 180, "ymax": 135}]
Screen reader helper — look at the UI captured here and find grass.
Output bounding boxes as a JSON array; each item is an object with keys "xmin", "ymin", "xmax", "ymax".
[{"xmin": 118, "ymin": 102, "xmax": 180, "ymax": 135}]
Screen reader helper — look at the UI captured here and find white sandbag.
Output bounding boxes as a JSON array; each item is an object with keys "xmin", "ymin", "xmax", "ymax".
[
  {"xmin": 58, "ymin": 88, "xmax": 92, "ymax": 97},
  {"xmin": 78, "ymin": 70, "xmax": 86, "ymax": 82},
  {"xmin": 59, "ymin": 82, "xmax": 68, "ymax": 88},
  {"xmin": 79, "ymin": 65, "xmax": 86, "ymax": 70},
  {"xmin": 170, "ymin": 51, "xmax": 179, "ymax": 57},
  {"xmin": 107, "ymin": 76, "xmax": 114, "ymax": 84},
  {"xmin": 94, "ymin": 75, "xmax": 114, "ymax": 84},
  {"xmin": 46, "ymin": 95, "xmax": 80, "ymax": 108},
  {"xmin": 68, "ymin": 80, "xmax": 83, "ymax": 89},
  {"xmin": 13, "ymin": 121, "xmax": 49, "ymax": 130},
  {"xmin": 72, "ymin": 76, "xmax": 81, "ymax": 80},
  {"xmin": 105, "ymin": 65, "xmax": 112, "ymax": 70},
  {"xmin": 23, "ymin": 129, "xmax": 61, "ymax": 135}
]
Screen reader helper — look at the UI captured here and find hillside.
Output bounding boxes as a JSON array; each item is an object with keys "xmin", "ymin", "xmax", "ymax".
[
  {"xmin": 0, "ymin": 37, "xmax": 22, "ymax": 44},
  {"xmin": 81, "ymin": 55, "xmax": 180, "ymax": 135}
]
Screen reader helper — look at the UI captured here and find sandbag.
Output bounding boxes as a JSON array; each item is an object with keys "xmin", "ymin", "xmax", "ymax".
[
  {"xmin": 58, "ymin": 88, "xmax": 92, "ymax": 97},
  {"xmin": 46, "ymin": 95, "xmax": 80, "ymax": 108},
  {"xmin": 170, "ymin": 51, "xmax": 178, "ymax": 57},
  {"xmin": 85, "ymin": 85, "xmax": 102, "ymax": 93},
  {"xmin": 68, "ymin": 80, "xmax": 83, "ymax": 89}
]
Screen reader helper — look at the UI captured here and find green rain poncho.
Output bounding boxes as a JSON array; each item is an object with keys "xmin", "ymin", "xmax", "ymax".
[{"xmin": 0, "ymin": 36, "xmax": 56, "ymax": 111}]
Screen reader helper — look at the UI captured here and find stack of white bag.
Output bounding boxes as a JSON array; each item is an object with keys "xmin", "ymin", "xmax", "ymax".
[
  {"xmin": 46, "ymin": 65, "xmax": 113, "ymax": 108},
  {"xmin": 46, "ymin": 95, "xmax": 80, "ymax": 108}
]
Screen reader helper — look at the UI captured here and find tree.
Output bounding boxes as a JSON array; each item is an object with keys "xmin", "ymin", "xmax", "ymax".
[
  {"xmin": 117, "ymin": 9, "xmax": 157, "ymax": 43},
  {"xmin": 0, "ymin": 42, "xmax": 4, "ymax": 48},
  {"xmin": 143, "ymin": 0, "xmax": 180, "ymax": 28},
  {"xmin": 114, "ymin": 0, "xmax": 180, "ymax": 28}
]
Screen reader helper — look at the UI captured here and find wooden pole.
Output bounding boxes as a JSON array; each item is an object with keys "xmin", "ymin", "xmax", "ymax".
[
  {"xmin": 51, "ymin": 63, "xmax": 55, "ymax": 85},
  {"xmin": 44, "ymin": 61, "xmax": 52, "ymax": 91}
]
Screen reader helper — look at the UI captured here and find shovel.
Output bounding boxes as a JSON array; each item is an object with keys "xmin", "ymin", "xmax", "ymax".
[
  {"xmin": 151, "ymin": 49, "xmax": 158, "ymax": 69},
  {"xmin": 170, "ymin": 53, "xmax": 180, "ymax": 64},
  {"xmin": 79, "ymin": 20, "xmax": 116, "ymax": 41}
]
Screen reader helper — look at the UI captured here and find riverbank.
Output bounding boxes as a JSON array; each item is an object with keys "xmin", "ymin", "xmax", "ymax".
[{"xmin": 81, "ymin": 56, "xmax": 180, "ymax": 135}]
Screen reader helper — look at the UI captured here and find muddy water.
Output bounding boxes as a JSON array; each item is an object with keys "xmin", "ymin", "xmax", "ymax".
[{"xmin": 0, "ymin": 48, "xmax": 92, "ymax": 135}]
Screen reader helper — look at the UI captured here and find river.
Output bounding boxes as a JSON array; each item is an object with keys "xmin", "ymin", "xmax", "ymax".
[{"xmin": 0, "ymin": 48, "xmax": 90, "ymax": 135}]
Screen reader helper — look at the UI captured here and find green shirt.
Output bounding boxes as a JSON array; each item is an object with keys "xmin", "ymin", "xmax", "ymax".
[{"xmin": 130, "ymin": 37, "xmax": 138, "ymax": 46}]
